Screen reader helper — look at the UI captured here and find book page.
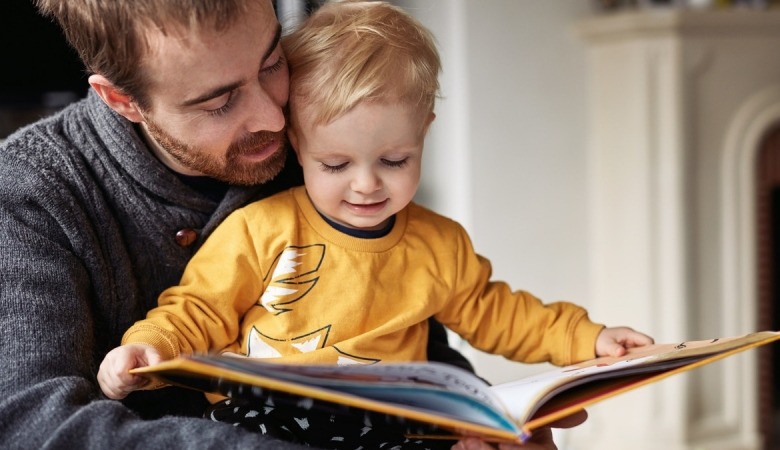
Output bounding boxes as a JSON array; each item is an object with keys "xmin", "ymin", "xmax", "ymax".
[
  {"xmin": 204, "ymin": 355, "xmax": 506, "ymax": 410},
  {"xmin": 489, "ymin": 331, "xmax": 780, "ymax": 424},
  {"xmin": 138, "ymin": 355, "xmax": 526, "ymax": 440},
  {"xmin": 490, "ymin": 354, "xmax": 676, "ymax": 422}
]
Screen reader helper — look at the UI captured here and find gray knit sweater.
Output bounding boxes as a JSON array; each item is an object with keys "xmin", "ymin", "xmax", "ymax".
[{"xmin": 0, "ymin": 92, "xmax": 311, "ymax": 449}]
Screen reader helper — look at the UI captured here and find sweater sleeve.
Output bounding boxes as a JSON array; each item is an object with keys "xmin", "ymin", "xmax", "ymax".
[
  {"xmin": 0, "ymin": 134, "xmax": 313, "ymax": 449},
  {"xmin": 437, "ymin": 224, "xmax": 604, "ymax": 367},
  {"xmin": 122, "ymin": 208, "xmax": 265, "ymax": 359}
]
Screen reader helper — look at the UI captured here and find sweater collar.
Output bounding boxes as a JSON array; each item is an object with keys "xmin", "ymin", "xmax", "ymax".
[
  {"xmin": 81, "ymin": 90, "xmax": 302, "ymax": 235},
  {"xmin": 82, "ymin": 90, "xmax": 238, "ymax": 210},
  {"xmin": 81, "ymin": 90, "xmax": 284, "ymax": 206}
]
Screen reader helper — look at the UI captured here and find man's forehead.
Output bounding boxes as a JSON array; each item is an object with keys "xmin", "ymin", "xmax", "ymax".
[
  {"xmin": 139, "ymin": 4, "xmax": 280, "ymax": 104},
  {"xmin": 137, "ymin": 0, "xmax": 275, "ymax": 36},
  {"xmin": 138, "ymin": 0, "xmax": 277, "ymax": 61}
]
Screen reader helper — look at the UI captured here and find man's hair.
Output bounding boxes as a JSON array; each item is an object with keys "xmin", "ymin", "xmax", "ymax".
[
  {"xmin": 282, "ymin": 0, "xmax": 441, "ymax": 128},
  {"xmin": 34, "ymin": 0, "xmax": 263, "ymax": 109}
]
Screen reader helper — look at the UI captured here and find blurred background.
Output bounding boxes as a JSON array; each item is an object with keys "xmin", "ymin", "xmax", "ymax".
[
  {"xmin": 0, "ymin": 1, "xmax": 87, "ymax": 138},
  {"xmin": 3, "ymin": 0, "xmax": 779, "ymax": 448}
]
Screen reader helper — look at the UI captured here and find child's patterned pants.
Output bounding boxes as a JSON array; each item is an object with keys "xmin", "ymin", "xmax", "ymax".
[{"xmin": 205, "ymin": 395, "xmax": 457, "ymax": 450}]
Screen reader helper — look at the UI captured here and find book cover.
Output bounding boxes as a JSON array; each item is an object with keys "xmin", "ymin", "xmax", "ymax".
[{"xmin": 133, "ymin": 330, "xmax": 780, "ymax": 443}]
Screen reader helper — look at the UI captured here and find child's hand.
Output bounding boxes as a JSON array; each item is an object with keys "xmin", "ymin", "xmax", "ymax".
[
  {"xmin": 595, "ymin": 326, "xmax": 654, "ymax": 358},
  {"xmin": 97, "ymin": 344, "xmax": 162, "ymax": 399}
]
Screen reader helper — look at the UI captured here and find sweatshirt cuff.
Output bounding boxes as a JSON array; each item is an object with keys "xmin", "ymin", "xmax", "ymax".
[
  {"xmin": 121, "ymin": 323, "xmax": 181, "ymax": 361},
  {"xmin": 569, "ymin": 319, "xmax": 605, "ymax": 364}
]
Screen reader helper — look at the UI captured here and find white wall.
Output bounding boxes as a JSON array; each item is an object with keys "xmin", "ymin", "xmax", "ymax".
[
  {"xmin": 396, "ymin": 0, "xmax": 595, "ymax": 384},
  {"xmin": 396, "ymin": 3, "xmax": 780, "ymax": 449}
]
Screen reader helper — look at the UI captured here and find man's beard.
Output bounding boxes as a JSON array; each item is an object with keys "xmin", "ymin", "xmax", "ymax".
[{"xmin": 144, "ymin": 119, "xmax": 287, "ymax": 186}]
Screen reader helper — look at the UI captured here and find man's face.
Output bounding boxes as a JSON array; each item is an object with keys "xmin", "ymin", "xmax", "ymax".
[{"xmin": 135, "ymin": 1, "xmax": 289, "ymax": 185}]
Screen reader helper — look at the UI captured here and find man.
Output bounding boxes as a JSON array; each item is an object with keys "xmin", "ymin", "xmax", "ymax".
[{"xmin": 0, "ymin": 0, "xmax": 579, "ymax": 448}]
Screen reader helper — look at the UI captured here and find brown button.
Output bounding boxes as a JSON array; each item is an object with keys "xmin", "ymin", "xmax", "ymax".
[{"xmin": 175, "ymin": 228, "xmax": 198, "ymax": 247}]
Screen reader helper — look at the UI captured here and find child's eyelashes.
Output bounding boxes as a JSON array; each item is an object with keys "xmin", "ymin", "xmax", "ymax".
[
  {"xmin": 320, "ymin": 162, "xmax": 348, "ymax": 173},
  {"xmin": 319, "ymin": 158, "xmax": 409, "ymax": 173},
  {"xmin": 381, "ymin": 158, "xmax": 408, "ymax": 168}
]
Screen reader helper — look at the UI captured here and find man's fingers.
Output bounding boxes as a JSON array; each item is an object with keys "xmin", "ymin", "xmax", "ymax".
[
  {"xmin": 451, "ymin": 411, "xmax": 588, "ymax": 450},
  {"xmin": 545, "ymin": 409, "xmax": 588, "ymax": 429}
]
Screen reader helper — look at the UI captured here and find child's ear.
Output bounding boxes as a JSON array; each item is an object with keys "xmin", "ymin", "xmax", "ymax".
[
  {"xmin": 287, "ymin": 126, "xmax": 299, "ymax": 150},
  {"xmin": 423, "ymin": 112, "xmax": 436, "ymax": 135},
  {"xmin": 287, "ymin": 127, "xmax": 303, "ymax": 164},
  {"xmin": 88, "ymin": 74, "xmax": 145, "ymax": 123}
]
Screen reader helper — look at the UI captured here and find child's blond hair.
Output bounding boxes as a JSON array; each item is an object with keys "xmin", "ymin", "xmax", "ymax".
[{"xmin": 282, "ymin": 0, "xmax": 441, "ymax": 128}]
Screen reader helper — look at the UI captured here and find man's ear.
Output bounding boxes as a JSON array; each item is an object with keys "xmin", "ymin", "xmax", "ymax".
[{"xmin": 88, "ymin": 74, "xmax": 145, "ymax": 123}]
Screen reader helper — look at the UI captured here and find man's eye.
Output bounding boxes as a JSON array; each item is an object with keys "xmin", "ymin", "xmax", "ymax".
[
  {"xmin": 320, "ymin": 162, "xmax": 348, "ymax": 173},
  {"xmin": 206, "ymin": 92, "xmax": 235, "ymax": 117},
  {"xmin": 261, "ymin": 55, "xmax": 286, "ymax": 76}
]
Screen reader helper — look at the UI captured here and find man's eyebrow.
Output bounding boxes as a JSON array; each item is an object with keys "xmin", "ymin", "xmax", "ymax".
[
  {"xmin": 179, "ymin": 23, "xmax": 282, "ymax": 108},
  {"xmin": 180, "ymin": 81, "xmax": 243, "ymax": 108}
]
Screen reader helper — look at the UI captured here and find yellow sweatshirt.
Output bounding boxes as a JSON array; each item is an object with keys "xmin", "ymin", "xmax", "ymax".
[{"xmin": 124, "ymin": 186, "xmax": 603, "ymax": 368}]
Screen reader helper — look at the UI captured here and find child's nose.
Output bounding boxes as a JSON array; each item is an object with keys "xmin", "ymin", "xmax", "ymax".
[{"xmin": 351, "ymin": 169, "xmax": 381, "ymax": 194}]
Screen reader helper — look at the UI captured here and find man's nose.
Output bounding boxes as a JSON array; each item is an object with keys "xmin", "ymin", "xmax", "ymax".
[{"xmin": 244, "ymin": 85, "xmax": 286, "ymax": 133}]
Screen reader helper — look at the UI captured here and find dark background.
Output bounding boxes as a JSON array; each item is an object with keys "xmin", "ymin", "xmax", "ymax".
[
  {"xmin": 0, "ymin": 0, "xmax": 87, "ymax": 137},
  {"xmin": 0, "ymin": 0, "xmax": 328, "ymax": 138}
]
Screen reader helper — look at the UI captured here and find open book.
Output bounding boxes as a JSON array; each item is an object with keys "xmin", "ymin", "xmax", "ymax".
[{"xmin": 133, "ymin": 330, "xmax": 780, "ymax": 444}]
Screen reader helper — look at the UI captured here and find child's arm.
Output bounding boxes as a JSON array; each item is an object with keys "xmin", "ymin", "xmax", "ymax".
[
  {"xmin": 97, "ymin": 344, "xmax": 163, "ymax": 400},
  {"xmin": 595, "ymin": 326, "xmax": 654, "ymax": 357}
]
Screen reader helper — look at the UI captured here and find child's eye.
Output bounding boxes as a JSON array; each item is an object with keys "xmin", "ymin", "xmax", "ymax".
[
  {"xmin": 320, "ymin": 162, "xmax": 348, "ymax": 173},
  {"xmin": 381, "ymin": 158, "xmax": 408, "ymax": 168}
]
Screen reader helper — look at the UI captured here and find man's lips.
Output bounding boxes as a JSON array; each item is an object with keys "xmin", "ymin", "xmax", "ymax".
[
  {"xmin": 231, "ymin": 129, "xmax": 286, "ymax": 162},
  {"xmin": 240, "ymin": 138, "xmax": 281, "ymax": 161}
]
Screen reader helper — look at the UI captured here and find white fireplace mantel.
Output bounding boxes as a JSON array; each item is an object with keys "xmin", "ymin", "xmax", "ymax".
[{"xmin": 573, "ymin": 9, "xmax": 780, "ymax": 450}]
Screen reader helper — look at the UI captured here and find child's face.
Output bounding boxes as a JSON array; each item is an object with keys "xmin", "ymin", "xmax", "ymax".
[{"xmin": 290, "ymin": 101, "xmax": 433, "ymax": 231}]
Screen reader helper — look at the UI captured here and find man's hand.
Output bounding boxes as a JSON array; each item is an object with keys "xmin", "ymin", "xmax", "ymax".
[{"xmin": 451, "ymin": 409, "xmax": 588, "ymax": 450}]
